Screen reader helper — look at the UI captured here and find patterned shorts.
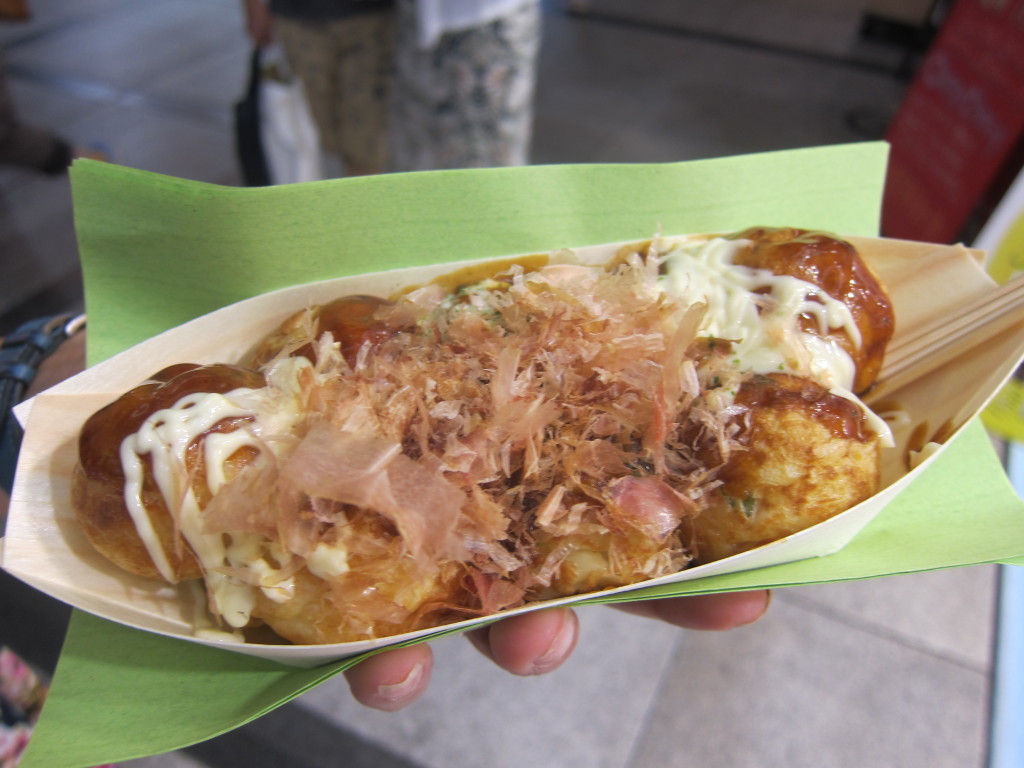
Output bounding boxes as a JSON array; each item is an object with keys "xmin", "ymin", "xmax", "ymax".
[
  {"xmin": 391, "ymin": 0, "xmax": 542, "ymax": 171},
  {"xmin": 274, "ymin": 11, "xmax": 396, "ymax": 175}
]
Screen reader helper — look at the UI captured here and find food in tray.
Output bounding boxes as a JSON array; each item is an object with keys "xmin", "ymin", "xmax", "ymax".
[{"xmin": 71, "ymin": 226, "xmax": 895, "ymax": 644}]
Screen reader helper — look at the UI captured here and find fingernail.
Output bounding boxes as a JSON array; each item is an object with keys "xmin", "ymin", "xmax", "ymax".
[
  {"xmin": 376, "ymin": 662, "xmax": 425, "ymax": 705},
  {"xmin": 529, "ymin": 611, "xmax": 577, "ymax": 675}
]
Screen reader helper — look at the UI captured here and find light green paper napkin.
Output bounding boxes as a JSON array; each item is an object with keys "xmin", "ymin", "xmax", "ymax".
[
  {"xmin": 18, "ymin": 142, "xmax": 1024, "ymax": 768},
  {"xmin": 74, "ymin": 142, "xmax": 893, "ymax": 364}
]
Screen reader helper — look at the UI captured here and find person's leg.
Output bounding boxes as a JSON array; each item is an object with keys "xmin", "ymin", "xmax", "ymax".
[
  {"xmin": 333, "ymin": 11, "xmax": 395, "ymax": 176},
  {"xmin": 274, "ymin": 16, "xmax": 343, "ymax": 163},
  {"xmin": 391, "ymin": 0, "xmax": 541, "ymax": 171},
  {"xmin": 276, "ymin": 12, "xmax": 395, "ymax": 177}
]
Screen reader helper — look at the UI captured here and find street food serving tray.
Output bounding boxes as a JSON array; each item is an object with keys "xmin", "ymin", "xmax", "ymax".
[{"xmin": 3, "ymin": 233, "xmax": 1023, "ymax": 667}]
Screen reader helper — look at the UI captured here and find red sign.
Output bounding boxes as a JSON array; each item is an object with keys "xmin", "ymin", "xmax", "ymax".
[{"xmin": 882, "ymin": 0, "xmax": 1024, "ymax": 243}]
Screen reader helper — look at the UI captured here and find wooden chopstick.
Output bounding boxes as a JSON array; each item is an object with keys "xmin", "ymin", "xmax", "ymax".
[{"xmin": 865, "ymin": 275, "xmax": 1024, "ymax": 404}]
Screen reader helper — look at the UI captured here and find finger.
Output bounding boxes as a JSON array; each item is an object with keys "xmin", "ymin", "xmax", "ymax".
[
  {"xmin": 615, "ymin": 590, "xmax": 771, "ymax": 631},
  {"xmin": 467, "ymin": 607, "xmax": 579, "ymax": 676},
  {"xmin": 343, "ymin": 643, "xmax": 433, "ymax": 712}
]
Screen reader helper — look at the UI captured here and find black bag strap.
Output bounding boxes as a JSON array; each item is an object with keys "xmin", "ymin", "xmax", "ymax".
[
  {"xmin": 234, "ymin": 47, "xmax": 271, "ymax": 187},
  {"xmin": 246, "ymin": 47, "xmax": 262, "ymax": 104}
]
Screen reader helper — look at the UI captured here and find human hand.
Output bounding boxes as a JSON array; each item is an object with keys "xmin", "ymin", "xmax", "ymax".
[
  {"xmin": 343, "ymin": 590, "xmax": 770, "ymax": 711},
  {"xmin": 241, "ymin": 0, "xmax": 274, "ymax": 48}
]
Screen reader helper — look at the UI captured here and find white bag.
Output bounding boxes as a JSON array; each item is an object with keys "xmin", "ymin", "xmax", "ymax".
[{"xmin": 259, "ymin": 46, "xmax": 324, "ymax": 185}]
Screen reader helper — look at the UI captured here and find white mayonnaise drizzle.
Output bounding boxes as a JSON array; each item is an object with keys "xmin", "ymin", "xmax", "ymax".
[
  {"xmin": 306, "ymin": 540, "xmax": 352, "ymax": 579},
  {"xmin": 119, "ymin": 371, "xmax": 305, "ymax": 629},
  {"xmin": 657, "ymin": 236, "xmax": 893, "ymax": 446}
]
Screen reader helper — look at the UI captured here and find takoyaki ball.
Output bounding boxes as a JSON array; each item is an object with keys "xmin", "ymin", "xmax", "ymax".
[
  {"xmin": 246, "ymin": 295, "xmax": 396, "ymax": 369},
  {"xmin": 727, "ymin": 227, "xmax": 895, "ymax": 394},
  {"xmin": 252, "ymin": 547, "xmax": 468, "ymax": 645},
  {"xmin": 72, "ymin": 363, "xmax": 264, "ymax": 582},
  {"xmin": 694, "ymin": 373, "xmax": 881, "ymax": 563}
]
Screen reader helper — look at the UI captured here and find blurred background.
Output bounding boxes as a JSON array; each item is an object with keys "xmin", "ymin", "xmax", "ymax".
[
  {"xmin": 0, "ymin": 0, "xmax": 945, "ymax": 335},
  {"xmin": 1, "ymin": 1, "xmax": 1021, "ymax": 767}
]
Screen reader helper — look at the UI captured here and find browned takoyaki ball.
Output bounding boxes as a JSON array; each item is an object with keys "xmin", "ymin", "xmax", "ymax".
[
  {"xmin": 693, "ymin": 372, "xmax": 881, "ymax": 563},
  {"xmin": 72, "ymin": 363, "xmax": 264, "ymax": 582},
  {"xmin": 246, "ymin": 295, "xmax": 396, "ymax": 368},
  {"xmin": 727, "ymin": 226, "xmax": 894, "ymax": 394}
]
